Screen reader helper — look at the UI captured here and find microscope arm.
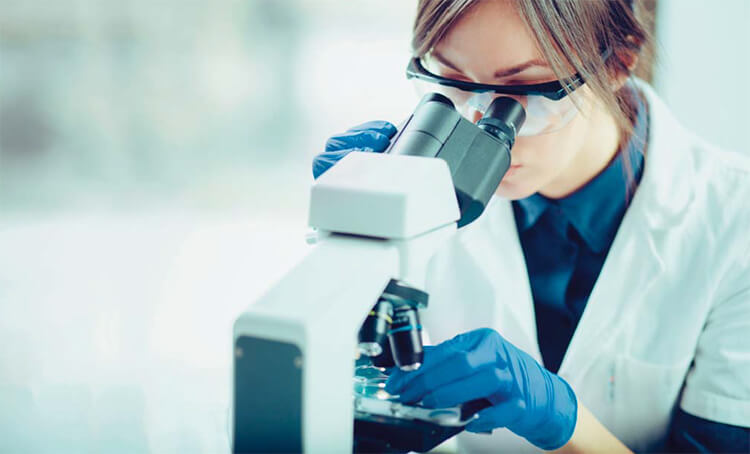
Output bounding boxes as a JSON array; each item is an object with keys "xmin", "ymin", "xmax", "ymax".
[{"xmin": 233, "ymin": 233, "xmax": 399, "ymax": 452}]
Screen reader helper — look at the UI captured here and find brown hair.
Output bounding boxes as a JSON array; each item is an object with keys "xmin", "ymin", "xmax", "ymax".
[{"xmin": 412, "ymin": 0, "xmax": 655, "ymax": 146}]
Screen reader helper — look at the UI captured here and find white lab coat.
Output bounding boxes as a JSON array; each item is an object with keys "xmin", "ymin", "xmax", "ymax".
[{"xmin": 422, "ymin": 80, "xmax": 750, "ymax": 452}]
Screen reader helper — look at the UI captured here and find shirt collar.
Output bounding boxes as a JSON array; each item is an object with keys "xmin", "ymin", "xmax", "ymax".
[{"xmin": 514, "ymin": 81, "xmax": 649, "ymax": 253}]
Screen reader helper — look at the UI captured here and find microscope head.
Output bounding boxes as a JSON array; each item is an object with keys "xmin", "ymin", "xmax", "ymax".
[{"xmin": 388, "ymin": 92, "xmax": 526, "ymax": 227}]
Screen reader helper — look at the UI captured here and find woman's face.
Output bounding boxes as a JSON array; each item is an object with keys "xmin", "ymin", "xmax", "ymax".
[{"xmin": 429, "ymin": 0, "xmax": 608, "ymax": 200}]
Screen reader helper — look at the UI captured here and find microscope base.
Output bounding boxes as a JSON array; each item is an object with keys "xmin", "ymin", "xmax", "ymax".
[{"xmin": 353, "ymin": 413, "xmax": 463, "ymax": 453}]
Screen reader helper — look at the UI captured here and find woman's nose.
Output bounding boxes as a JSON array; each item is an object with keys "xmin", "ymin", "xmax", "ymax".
[{"xmin": 456, "ymin": 104, "xmax": 485, "ymax": 124}]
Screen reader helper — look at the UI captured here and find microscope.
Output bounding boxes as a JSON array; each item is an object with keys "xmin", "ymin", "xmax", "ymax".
[{"xmin": 232, "ymin": 92, "xmax": 525, "ymax": 453}]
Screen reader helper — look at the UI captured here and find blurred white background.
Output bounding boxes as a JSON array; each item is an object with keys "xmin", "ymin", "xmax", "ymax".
[
  {"xmin": 0, "ymin": 1, "xmax": 747, "ymax": 452},
  {"xmin": 654, "ymin": 0, "xmax": 750, "ymax": 154}
]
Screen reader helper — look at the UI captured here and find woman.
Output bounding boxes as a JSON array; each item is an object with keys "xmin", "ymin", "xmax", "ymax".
[{"xmin": 313, "ymin": 0, "xmax": 750, "ymax": 451}]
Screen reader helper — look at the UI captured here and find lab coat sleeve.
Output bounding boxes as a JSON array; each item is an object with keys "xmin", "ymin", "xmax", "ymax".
[{"xmin": 679, "ymin": 240, "xmax": 750, "ymax": 427}]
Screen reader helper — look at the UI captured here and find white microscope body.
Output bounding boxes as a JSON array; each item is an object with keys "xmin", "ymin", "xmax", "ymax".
[
  {"xmin": 232, "ymin": 92, "xmax": 524, "ymax": 453},
  {"xmin": 232, "ymin": 151, "xmax": 461, "ymax": 453}
]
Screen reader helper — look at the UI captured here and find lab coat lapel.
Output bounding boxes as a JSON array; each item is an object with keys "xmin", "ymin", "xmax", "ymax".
[
  {"xmin": 558, "ymin": 80, "xmax": 696, "ymax": 381},
  {"xmin": 457, "ymin": 197, "xmax": 543, "ymax": 362},
  {"xmin": 557, "ymin": 202, "xmax": 665, "ymax": 381}
]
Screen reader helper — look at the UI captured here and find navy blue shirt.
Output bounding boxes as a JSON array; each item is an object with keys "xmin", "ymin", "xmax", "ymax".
[{"xmin": 511, "ymin": 84, "xmax": 749, "ymax": 452}]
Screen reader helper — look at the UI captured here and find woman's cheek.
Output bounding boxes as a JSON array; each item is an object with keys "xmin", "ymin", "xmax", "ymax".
[
  {"xmin": 496, "ymin": 132, "xmax": 575, "ymax": 198},
  {"xmin": 511, "ymin": 134, "xmax": 559, "ymax": 173}
]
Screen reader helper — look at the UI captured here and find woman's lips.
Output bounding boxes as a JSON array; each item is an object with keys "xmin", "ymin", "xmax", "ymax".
[{"xmin": 505, "ymin": 164, "xmax": 522, "ymax": 177}]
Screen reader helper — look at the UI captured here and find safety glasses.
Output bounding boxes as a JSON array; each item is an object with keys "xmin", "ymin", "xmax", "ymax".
[
  {"xmin": 405, "ymin": 54, "xmax": 602, "ymax": 136},
  {"xmin": 406, "ymin": 57, "xmax": 585, "ymax": 101}
]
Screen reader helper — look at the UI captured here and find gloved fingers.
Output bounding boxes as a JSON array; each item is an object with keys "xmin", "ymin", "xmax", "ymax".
[
  {"xmin": 446, "ymin": 328, "xmax": 506, "ymax": 353},
  {"xmin": 385, "ymin": 330, "xmax": 502, "ymax": 396},
  {"xmin": 346, "ymin": 120, "xmax": 398, "ymax": 138},
  {"xmin": 464, "ymin": 398, "xmax": 526, "ymax": 434},
  {"xmin": 385, "ymin": 343, "xmax": 464, "ymax": 395},
  {"xmin": 420, "ymin": 366, "xmax": 514, "ymax": 409},
  {"xmin": 387, "ymin": 346, "xmax": 498, "ymax": 402},
  {"xmin": 325, "ymin": 130, "xmax": 391, "ymax": 152},
  {"xmin": 312, "ymin": 149, "xmax": 352, "ymax": 179},
  {"xmin": 390, "ymin": 351, "xmax": 469, "ymax": 403},
  {"xmin": 386, "ymin": 345, "xmax": 451, "ymax": 392}
]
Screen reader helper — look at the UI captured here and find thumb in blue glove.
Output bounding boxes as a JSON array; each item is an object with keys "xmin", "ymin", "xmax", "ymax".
[
  {"xmin": 385, "ymin": 328, "xmax": 578, "ymax": 450},
  {"xmin": 312, "ymin": 120, "xmax": 397, "ymax": 179}
]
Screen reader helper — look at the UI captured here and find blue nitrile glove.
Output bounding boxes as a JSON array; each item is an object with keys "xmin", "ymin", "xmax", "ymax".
[
  {"xmin": 385, "ymin": 328, "xmax": 578, "ymax": 450},
  {"xmin": 312, "ymin": 120, "xmax": 397, "ymax": 179}
]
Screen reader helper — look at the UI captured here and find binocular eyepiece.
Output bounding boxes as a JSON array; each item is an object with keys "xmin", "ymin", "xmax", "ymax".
[
  {"xmin": 419, "ymin": 92, "xmax": 526, "ymax": 147},
  {"xmin": 387, "ymin": 92, "xmax": 526, "ymax": 228}
]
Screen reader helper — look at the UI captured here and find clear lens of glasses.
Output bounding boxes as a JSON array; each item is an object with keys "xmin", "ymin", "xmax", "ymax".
[{"xmin": 411, "ymin": 79, "xmax": 581, "ymax": 137}]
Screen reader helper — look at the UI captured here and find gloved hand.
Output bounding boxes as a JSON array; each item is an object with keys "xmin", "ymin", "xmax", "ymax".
[
  {"xmin": 385, "ymin": 328, "xmax": 578, "ymax": 450},
  {"xmin": 312, "ymin": 120, "xmax": 397, "ymax": 179}
]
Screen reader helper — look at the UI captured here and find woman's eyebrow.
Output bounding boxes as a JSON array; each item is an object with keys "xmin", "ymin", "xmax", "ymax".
[
  {"xmin": 431, "ymin": 50, "xmax": 549, "ymax": 79},
  {"xmin": 431, "ymin": 50, "xmax": 463, "ymax": 72},
  {"xmin": 494, "ymin": 59, "xmax": 549, "ymax": 78}
]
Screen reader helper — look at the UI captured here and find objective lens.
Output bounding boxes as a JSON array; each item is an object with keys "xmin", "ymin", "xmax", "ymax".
[
  {"xmin": 388, "ymin": 306, "xmax": 423, "ymax": 371},
  {"xmin": 358, "ymin": 300, "xmax": 393, "ymax": 357},
  {"xmin": 371, "ymin": 335, "xmax": 397, "ymax": 368}
]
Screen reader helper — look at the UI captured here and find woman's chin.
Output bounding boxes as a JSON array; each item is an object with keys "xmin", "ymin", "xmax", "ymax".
[{"xmin": 495, "ymin": 177, "xmax": 538, "ymax": 201}]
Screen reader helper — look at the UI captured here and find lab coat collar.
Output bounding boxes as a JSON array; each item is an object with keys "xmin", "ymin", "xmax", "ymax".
[{"xmin": 629, "ymin": 79, "xmax": 696, "ymax": 230}]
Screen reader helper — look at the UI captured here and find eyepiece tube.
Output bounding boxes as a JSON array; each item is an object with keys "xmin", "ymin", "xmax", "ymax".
[
  {"xmin": 477, "ymin": 97, "xmax": 526, "ymax": 146},
  {"xmin": 417, "ymin": 92, "xmax": 455, "ymax": 109},
  {"xmin": 388, "ymin": 93, "xmax": 461, "ymax": 158}
]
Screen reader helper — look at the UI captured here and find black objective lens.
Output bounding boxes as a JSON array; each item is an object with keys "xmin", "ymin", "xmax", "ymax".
[
  {"xmin": 358, "ymin": 300, "xmax": 393, "ymax": 357},
  {"xmin": 388, "ymin": 306, "xmax": 423, "ymax": 371},
  {"xmin": 370, "ymin": 336, "xmax": 396, "ymax": 368}
]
